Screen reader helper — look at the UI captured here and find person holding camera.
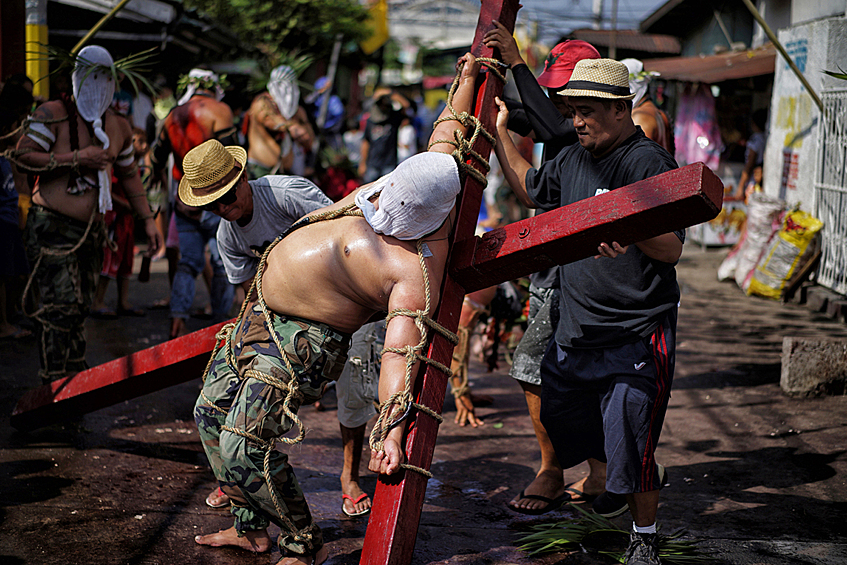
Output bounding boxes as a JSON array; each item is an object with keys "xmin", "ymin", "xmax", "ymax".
[{"xmin": 357, "ymin": 87, "xmax": 409, "ymax": 183}]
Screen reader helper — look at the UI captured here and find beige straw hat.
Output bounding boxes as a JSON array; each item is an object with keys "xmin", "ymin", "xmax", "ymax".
[
  {"xmin": 178, "ymin": 139, "xmax": 247, "ymax": 207},
  {"xmin": 557, "ymin": 58, "xmax": 636, "ymax": 100}
]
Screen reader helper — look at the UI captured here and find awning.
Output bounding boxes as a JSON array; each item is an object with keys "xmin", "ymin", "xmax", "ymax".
[{"xmin": 643, "ymin": 43, "xmax": 776, "ymax": 83}]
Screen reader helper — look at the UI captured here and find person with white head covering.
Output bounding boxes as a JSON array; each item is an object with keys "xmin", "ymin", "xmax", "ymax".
[
  {"xmin": 150, "ymin": 67, "xmax": 238, "ymax": 340},
  {"xmin": 12, "ymin": 44, "xmax": 162, "ymax": 385},
  {"xmin": 244, "ymin": 65, "xmax": 315, "ymax": 179},
  {"xmin": 191, "ymin": 53, "xmax": 483, "ymax": 565},
  {"xmin": 622, "ymin": 58, "xmax": 674, "ymax": 154}
]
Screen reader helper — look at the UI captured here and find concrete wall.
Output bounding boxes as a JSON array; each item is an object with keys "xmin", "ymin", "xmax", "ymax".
[
  {"xmin": 764, "ymin": 16, "xmax": 847, "ymax": 211},
  {"xmin": 792, "ymin": 0, "xmax": 847, "ymax": 24}
]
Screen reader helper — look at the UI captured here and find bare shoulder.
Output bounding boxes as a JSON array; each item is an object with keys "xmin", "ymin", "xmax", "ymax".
[{"xmin": 31, "ymin": 100, "xmax": 66, "ymax": 122}]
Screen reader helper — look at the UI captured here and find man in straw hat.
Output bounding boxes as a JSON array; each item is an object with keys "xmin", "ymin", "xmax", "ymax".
[
  {"xmin": 13, "ymin": 45, "xmax": 162, "ymax": 384},
  {"xmin": 151, "ymin": 68, "xmax": 238, "ymax": 339},
  {"xmin": 494, "ymin": 58, "xmax": 681, "ymax": 565},
  {"xmin": 190, "ymin": 53, "xmax": 481, "ymax": 565}
]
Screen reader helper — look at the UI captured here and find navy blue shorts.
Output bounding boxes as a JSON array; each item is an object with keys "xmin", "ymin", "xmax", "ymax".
[{"xmin": 540, "ymin": 308, "xmax": 677, "ymax": 495}]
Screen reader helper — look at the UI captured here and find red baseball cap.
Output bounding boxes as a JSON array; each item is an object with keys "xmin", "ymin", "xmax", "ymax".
[{"xmin": 537, "ymin": 40, "xmax": 601, "ymax": 89}]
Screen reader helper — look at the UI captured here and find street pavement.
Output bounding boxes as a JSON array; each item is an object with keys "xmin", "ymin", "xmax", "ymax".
[{"xmin": 1, "ymin": 243, "xmax": 846, "ymax": 565}]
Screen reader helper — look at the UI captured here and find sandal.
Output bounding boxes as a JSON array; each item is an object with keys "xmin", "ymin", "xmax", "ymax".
[{"xmin": 205, "ymin": 486, "xmax": 230, "ymax": 508}]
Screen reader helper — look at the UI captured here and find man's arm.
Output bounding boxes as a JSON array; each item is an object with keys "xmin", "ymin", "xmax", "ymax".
[
  {"xmin": 492, "ymin": 97, "xmax": 536, "ymax": 208},
  {"xmin": 596, "ymin": 232, "xmax": 683, "ymax": 264},
  {"xmin": 357, "ymin": 137, "xmax": 371, "ymax": 178},
  {"xmin": 114, "ymin": 119, "xmax": 163, "ymax": 257},
  {"xmin": 427, "ymin": 53, "xmax": 481, "ymax": 154},
  {"xmin": 368, "ymin": 286, "xmax": 428, "ymax": 475},
  {"xmin": 632, "ymin": 108, "xmax": 660, "ymax": 143}
]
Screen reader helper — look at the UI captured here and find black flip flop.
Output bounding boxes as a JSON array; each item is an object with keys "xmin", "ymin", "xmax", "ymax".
[{"xmin": 508, "ymin": 490, "xmax": 567, "ymax": 515}]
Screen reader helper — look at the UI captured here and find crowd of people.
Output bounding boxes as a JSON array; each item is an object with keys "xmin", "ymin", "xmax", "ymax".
[{"xmin": 1, "ymin": 22, "xmax": 696, "ymax": 564}]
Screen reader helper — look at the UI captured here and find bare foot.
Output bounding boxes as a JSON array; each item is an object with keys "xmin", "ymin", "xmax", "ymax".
[
  {"xmin": 341, "ymin": 478, "xmax": 371, "ymax": 516},
  {"xmin": 510, "ymin": 469, "xmax": 566, "ymax": 513},
  {"xmin": 278, "ymin": 545, "xmax": 328, "ymax": 565},
  {"xmin": 194, "ymin": 526, "xmax": 271, "ymax": 553}
]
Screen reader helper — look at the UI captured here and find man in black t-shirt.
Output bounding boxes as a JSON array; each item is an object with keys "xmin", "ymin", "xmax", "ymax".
[{"xmin": 494, "ymin": 58, "xmax": 682, "ymax": 565}]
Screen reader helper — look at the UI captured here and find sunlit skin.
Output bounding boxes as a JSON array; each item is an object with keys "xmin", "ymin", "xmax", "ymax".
[
  {"xmin": 205, "ymin": 175, "xmax": 253, "ymax": 226},
  {"xmin": 194, "ymin": 53, "xmax": 482, "ymax": 565},
  {"xmin": 566, "ymin": 97, "xmax": 628, "ymax": 159},
  {"xmin": 14, "ymin": 101, "xmax": 162, "ymax": 254}
]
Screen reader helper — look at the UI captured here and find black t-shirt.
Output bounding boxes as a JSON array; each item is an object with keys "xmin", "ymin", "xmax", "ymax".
[
  {"xmin": 363, "ymin": 110, "xmax": 404, "ymax": 171},
  {"xmin": 526, "ymin": 128, "xmax": 683, "ymax": 349}
]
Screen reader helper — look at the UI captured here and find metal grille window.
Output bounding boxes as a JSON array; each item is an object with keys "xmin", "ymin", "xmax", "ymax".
[{"xmin": 814, "ymin": 89, "xmax": 847, "ymax": 295}]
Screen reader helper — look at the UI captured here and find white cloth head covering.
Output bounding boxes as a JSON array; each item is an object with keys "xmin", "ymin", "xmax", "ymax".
[
  {"xmin": 268, "ymin": 65, "xmax": 299, "ymax": 120},
  {"xmin": 355, "ymin": 152, "xmax": 461, "ymax": 241},
  {"xmin": 622, "ymin": 58, "xmax": 656, "ymax": 109},
  {"xmin": 72, "ymin": 45, "xmax": 115, "ymax": 212},
  {"xmin": 177, "ymin": 69, "xmax": 225, "ymax": 106}
]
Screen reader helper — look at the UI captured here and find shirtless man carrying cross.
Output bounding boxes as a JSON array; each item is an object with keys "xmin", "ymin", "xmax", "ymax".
[{"xmin": 190, "ymin": 53, "xmax": 482, "ymax": 565}]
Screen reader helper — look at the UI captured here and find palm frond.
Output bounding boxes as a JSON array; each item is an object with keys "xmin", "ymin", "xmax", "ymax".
[
  {"xmin": 515, "ymin": 503, "xmax": 715, "ymax": 564},
  {"xmin": 823, "ymin": 66, "xmax": 847, "ymax": 81},
  {"xmin": 24, "ymin": 43, "xmax": 159, "ymax": 95}
]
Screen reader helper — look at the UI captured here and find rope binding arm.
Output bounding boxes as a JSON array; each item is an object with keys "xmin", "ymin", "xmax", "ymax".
[{"xmin": 367, "ymin": 57, "xmax": 507, "ymax": 478}]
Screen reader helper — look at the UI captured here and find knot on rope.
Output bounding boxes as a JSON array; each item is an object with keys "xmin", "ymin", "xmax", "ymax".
[{"xmin": 427, "ymin": 57, "xmax": 503, "ymax": 187}]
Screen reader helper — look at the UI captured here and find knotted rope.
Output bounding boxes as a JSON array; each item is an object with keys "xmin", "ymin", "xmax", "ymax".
[{"xmin": 21, "ymin": 206, "xmax": 115, "ymax": 382}]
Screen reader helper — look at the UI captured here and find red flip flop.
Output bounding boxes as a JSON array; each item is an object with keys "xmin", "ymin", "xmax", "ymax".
[
  {"xmin": 205, "ymin": 486, "xmax": 230, "ymax": 508},
  {"xmin": 341, "ymin": 492, "xmax": 371, "ymax": 517}
]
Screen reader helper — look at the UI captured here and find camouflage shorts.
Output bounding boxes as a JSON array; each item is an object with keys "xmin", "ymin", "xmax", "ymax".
[
  {"xmin": 194, "ymin": 302, "xmax": 351, "ymax": 555},
  {"xmin": 23, "ymin": 205, "xmax": 104, "ymax": 382}
]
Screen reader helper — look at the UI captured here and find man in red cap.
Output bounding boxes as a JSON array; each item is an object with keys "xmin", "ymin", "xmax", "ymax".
[{"xmin": 483, "ymin": 24, "xmax": 614, "ymax": 515}]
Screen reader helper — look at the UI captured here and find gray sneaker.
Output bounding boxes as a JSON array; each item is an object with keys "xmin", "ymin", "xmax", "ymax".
[
  {"xmin": 592, "ymin": 463, "xmax": 669, "ymax": 518},
  {"xmin": 623, "ymin": 531, "xmax": 661, "ymax": 565}
]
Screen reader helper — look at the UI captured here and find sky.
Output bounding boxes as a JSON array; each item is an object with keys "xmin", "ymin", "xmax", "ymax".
[{"xmin": 516, "ymin": 0, "xmax": 669, "ymax": 46}]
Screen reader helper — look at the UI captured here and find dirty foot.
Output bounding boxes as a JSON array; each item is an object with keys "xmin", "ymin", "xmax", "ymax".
[
  {"xmin": 509, "ymin": 469, "xmax": 566, "ymax": 513},
  {"xmin": 278, "ymin": 545, "xmax": 328, "ymax": 565},
  {"xmin": 194, "ymin": 526, "xmax": 271, "ymax": 553},
  {"xmin": 205, "ymin": 486, "xmax": 230, "ymax": 508},
  {"xmin": 341, "ymin": 479, "xmax": 371, "ymax": 517}
]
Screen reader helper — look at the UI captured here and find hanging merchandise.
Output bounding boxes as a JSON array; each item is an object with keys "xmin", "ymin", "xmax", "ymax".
[{"xmin": 674, "ymin": 83, "xmax": 722, "ymax": 171}]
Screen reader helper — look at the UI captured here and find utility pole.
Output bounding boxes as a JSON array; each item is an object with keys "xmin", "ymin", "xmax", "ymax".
[{"xmin": 593, "ymin": 0, "xmax": 604, "ymax": 30}]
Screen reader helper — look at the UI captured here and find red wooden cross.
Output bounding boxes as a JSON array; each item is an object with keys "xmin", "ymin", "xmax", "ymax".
[{"xmin": 11, "ymin": 1, "xmax": 724, "ymax": 564}]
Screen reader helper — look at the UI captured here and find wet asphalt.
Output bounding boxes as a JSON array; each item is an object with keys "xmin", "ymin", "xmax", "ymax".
[{"xmin": 1, "ymin": 243, "xmax": 846, "ymax": 565}]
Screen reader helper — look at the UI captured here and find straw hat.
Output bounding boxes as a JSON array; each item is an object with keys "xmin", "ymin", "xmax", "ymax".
[
  {"xmin": 557, "ymin": 58, "xmax": 635, "ymax": 100},
  {"xmin": 178, "ymin": 140, "xmax": 247, "ymax": 207}
]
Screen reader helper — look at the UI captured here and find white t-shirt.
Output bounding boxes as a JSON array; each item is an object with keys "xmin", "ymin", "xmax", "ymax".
[{"xmin": 216, "ymin": 175, "xmax": 332, "ymax": 284}]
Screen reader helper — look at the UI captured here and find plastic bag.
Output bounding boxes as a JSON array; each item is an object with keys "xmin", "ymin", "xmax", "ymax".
[{"xmin": 748, "ymin": 210, "xmax": 823, "ymax": 299}]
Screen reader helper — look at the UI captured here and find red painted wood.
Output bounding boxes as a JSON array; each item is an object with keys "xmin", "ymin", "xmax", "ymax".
[
  {"xmin": 10, "ymin": 322, "xmax": 228, "ymax": 430},
  {"xmin": 451, "ymin": 162, "xmax": 724, "ymax": 293},
  {"xmin": 360, "ymin": 1, "xmax": 520, "ymax": 564}
]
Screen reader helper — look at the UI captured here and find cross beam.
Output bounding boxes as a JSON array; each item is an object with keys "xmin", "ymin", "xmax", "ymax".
[
  {"xmin": 10, "ymin": 322, "xmax": 228, "ymax": 430},
  {"xmin": 451, "ymin": 162, "xmax": 724, "ymax": 293}
]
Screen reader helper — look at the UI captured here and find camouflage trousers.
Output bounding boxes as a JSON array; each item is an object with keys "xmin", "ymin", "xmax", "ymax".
[
  {"xmin": 194, "ymin": 302, "xmax": 351, "ymax": 555},
  {"xmin": 23, "ymin": 205, "xmax": 104, "ymax": 383}
]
